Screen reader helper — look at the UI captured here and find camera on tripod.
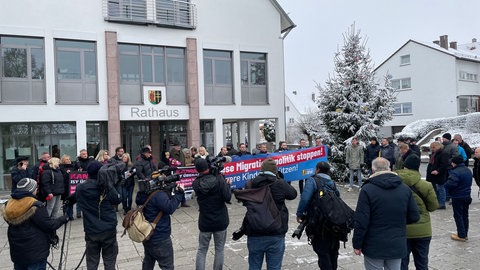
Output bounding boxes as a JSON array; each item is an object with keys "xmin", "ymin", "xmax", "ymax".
[{"xmin": 138, "ymin": 167, "xmax": 181, "ymax": 193}]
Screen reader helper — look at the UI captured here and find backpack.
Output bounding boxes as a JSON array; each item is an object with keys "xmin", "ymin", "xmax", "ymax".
[
  {"xmin": 233, "ymin": 180, "xmax": 281, "ymax": 234},
  {"xmin": 305, "ymin": 176, "xmax": 355, "ymax": 243},
  {"xmin": 121, "ymin": 191, "xmax": 163, "ymax": 243},
  {"xmin": 97, "ymin": 161, "xmax": 125, "ymax": 190}
]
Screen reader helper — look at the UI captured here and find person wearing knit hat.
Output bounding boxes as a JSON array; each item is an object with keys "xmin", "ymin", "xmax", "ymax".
[
  {"xmin": 403, "ymin": 154, "xmax": 421, "ymax": 171},
  {"xmin": 396, "ymin": 154, "xmax": 438, "ymax": 269},
  {"xmin": 76, "ymin": 159, "xmax": 121, "ymax": 270},
  {"xmin": 261, "ymin": 158, "xmax": 278, "ymax": 175},
  {"xmin": 3, "ymin": 178, "xmax": 68, "ymax": 269},
  {"xmin": 441, "ymin": 133, "xmax": 460, "ymax": 159},
  {"xmin": 445, "ymin": 153, "xmax": 473, "ymax": 242},
  {"xmin": 242, "ymin": 157, "xmax": 297, "ymax": 270},
  {"xmin": 16, "ymin": 178, "xmax": 37, "ymax": 193},
  {"xmin": 192, "ymin": 157, "xmax": 232, "ymax": 270}
]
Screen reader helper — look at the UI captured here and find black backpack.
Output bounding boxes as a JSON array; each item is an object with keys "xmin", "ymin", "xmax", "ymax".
[
  {"xmin": 305, "ymin": 176, "xmax": 354, "ymax": 243},
  {"xmin": 233, "ymin": 180, "xmax": 281, "ymax": 234}
]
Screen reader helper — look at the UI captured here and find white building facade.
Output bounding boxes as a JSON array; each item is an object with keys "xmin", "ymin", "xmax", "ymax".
[
  {"xmin": 375, "ymin": 35, "xmax": 480, "ymax": 136},
  {"xmin": 0, "ymin": 0, "xmax": 294, "ymax": 190}
]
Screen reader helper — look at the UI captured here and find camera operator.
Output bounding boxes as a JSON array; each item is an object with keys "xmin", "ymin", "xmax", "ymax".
[
  {"xmin": 296, "ymin": 161, "xmax": 340, "ymax": 269},
  {"xmin": 10, "ymin": 156, "xmax": 33, "ymax": 193},
  {"xmin": 76, "ymin": 161, "xmax": 121, "ymax": 270},
  {"xmin": 3, "ymin": 178, "xmax": 68, "ymax": 269},
  {"xmin": 192, "ymin": 158, "xmax": 232, "ymax": 270},
  {"xmin": 135, "ymin": 175, "xmax": 185, "ymax": 270}
]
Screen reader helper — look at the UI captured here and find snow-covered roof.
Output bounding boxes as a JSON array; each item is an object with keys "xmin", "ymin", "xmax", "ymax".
[{"xmin": 376, "ymin": 38, "xmax": 480, "ymax": 69}]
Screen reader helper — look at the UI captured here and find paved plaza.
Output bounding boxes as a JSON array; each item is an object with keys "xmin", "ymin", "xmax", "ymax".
[{"xmin": 1, "ymin": 177, "xmax": 479, "ymax": 270}]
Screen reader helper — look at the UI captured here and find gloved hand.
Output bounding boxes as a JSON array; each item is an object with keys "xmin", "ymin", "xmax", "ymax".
[{"xmin": 45, "ymin": 193, "xmax": 54, "ymax": 201}]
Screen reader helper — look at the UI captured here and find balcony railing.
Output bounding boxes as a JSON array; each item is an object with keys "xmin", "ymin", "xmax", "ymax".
[{"xmin": 103, "ymin": 0, "xmax": 197, "ymax": 29}]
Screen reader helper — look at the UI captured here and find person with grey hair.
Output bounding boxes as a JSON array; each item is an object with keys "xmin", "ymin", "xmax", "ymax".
[{"xmin": 353, "ymin": 157, "xmax": 419, "ymax": 270}]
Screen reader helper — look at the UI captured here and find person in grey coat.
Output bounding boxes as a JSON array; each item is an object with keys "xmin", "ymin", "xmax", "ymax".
[{"xmin": 345, "ymin": 137, "xmax": 364, "ymax": 192}]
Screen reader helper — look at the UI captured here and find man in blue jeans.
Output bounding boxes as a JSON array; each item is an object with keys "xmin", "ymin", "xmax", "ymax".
[
  {"xmin": 243, "ymin": 158, "xmax": 297, "ymax": 270},
  {"xmin": 192, "ymin": 158, "xmax": 232, "ymax": 270}
]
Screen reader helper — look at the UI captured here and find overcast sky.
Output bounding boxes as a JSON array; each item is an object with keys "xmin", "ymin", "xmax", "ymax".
[{"xmin": 277, "ymin": 0, "xmax": 480, "ymax": 104}]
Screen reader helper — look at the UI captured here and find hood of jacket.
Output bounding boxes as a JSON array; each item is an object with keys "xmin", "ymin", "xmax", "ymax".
[
  {"xmin": 368, "ymin": 171, "xmax": 402, "ymax": 190},
  {"xmin": 3, "ymin": 191, "xmax": 38, "ymax": 225},
  {"xmin": 194, "ymin": 174, "xmax": 218, "ymax": 195},
  {"xmin": 396, "ymin": 169, "xmax": 421, "ymax": 187},
  {"xmin": 250, "ymin": 172, "xmax": 276, "ymax": 188}
]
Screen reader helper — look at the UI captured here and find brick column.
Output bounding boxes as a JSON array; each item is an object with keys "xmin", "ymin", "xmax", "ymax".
[
  {"xmin": 186, "ymin": 38, "xmax": 200, "ymax": 148},
  {"xmin": 105, "ymin": 31, "xmax": 121, "ymax": 153}
]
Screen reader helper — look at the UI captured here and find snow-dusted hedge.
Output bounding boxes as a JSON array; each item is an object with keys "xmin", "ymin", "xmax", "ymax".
[{"xmin": 396, "ymin": 112, "xmax": 480, "ymax": 148}]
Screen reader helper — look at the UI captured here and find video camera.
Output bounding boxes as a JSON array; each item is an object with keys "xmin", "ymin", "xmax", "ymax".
[
  {"xmin": 138, "ymin": 166, "xmax": 181, "ymax": 193},
  {"xmin": 292, "ymin": 219, "xmax": 307, "ymax": 239},
  {"xmin": 206, "ymin": 156, "xmax": 230, "ymax": 176}
]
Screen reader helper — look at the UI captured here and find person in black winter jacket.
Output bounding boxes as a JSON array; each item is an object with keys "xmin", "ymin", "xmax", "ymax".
[
  {"xmin": 365, "ymin": 137, "xmax": 380, "ymax": 174},
  {"xmin": 244, "ymin": 158, "xmax": 297, "ymax": 270},
  {"xmin": 3, "ymin": 178, "xmax": 67, "ymax": 270},
  {"xmin": 41, "ymin": 157, "xmax": 68, "ymax": 218},
  {"xmin": 445, "ymin": 156, "xmax": 473, "ymax": 241},
  {"xmin": 192, "ymin": 158, "xmax": 232, "ymax": 270},
  {"xmin": 474, "ymin": 148, "xmax": 480, "ymax": 188},
  {"xmin": 426, "ymin": 141, "xmax": 450, "ymax": 209},
  {"xmin": 134, "ymin": 147, "xmax": 157, "ymax": 180},
  {"xmin": 353, "ymin": 157, "xmax": 419, "ymax": 269},
  {"xmin": 10, "ymin": 156, "xmax": 33, "ymax": 193},
  {"xmin": 76, "ymin": 161, "xmax": 121, "ymax": 270}
]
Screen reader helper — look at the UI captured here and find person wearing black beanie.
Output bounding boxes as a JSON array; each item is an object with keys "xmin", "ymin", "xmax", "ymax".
[{"xmin": 76, "ymin": 160, "xmax": 121, "ymax": 270}]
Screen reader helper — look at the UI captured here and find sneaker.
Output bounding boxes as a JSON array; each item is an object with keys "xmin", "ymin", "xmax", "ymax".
[
  {"xmin": 181, "ymin": 203, "xmax": 191, "ymax": 207},
  {"xmin": 76, "ymin": 213, "xmax": 82, "ymax": 218},
  {"xmin": 438, "ymin": 205, "xmax": 446, "ymax": 210},
  {"xmin": 451, "ymin": 234, "xmax": 467, "ymax": 242},
  {"xmin": 347, "ymin": 187, "xmax": 353, "ymax": 192}
]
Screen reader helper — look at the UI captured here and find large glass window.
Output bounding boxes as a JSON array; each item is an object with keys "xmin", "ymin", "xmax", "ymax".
[
  {"xmin": 0, "ymin": 36, "xmax": 45, "ymax": 104},
  {"xmin": 203, "ymin": 50, "xmax": 233, "ymax": 105},
  {"xmin": 119, "ymin": 44, "xmax": 186, "ymax": 104},
  {"xmin": 55, "ymin": 40, "xmax": 98, "ymax": 104},
  {"xmin": 459, "ymin": 71, "xmax": 478, "ymax": 82},
  {"xmin": 0, "ymin": 122, "xmax": 76, "ymax": 190},
  {"xmin": 240, "ymin": 52, "xmax": 267, "ymax": 105}
]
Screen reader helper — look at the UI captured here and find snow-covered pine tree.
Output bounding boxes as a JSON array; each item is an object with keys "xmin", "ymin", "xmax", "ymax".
[{"xmin": 315, "ymin": 24, "xmax": 396, "ymax": 181}]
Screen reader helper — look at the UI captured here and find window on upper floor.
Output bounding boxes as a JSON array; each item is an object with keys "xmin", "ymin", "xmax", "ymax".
[
  {"xmin": 289, "ymin": 118, "xmax": 295, "ymax": 124},
  {"xmin": 400, "ymin": 54, "xmax": 410, "ymax": 65},
  {"xmin": 104, "ymin": 0, "xmax": 196, "ymax": 29},
  {"xmin": 119, "ymin": 44, "xmax": 186, "ymax": 105},
  {"xmin": 0, "ymin": 36, "xmax": 45, "ymax": 104},
  {"xmin": 391, "ymin": 78, "xmax": 411, "ymax": 90},
  {"xmin": 203, "ymin": 50, "xmax": 233, "ymax": 105},
  {"xmin": 285, "ymin": 106, "xmax": 290, "ymax": 112},
  {"xmin": 55, "ymin": 40, "xmax": 98, "ymax": 104},
  {"xmin": 241, "ymin": 52, "xmax": 267, "ymax": 105},
  {"xmin": 458, "ymin": 95, "xmax": 479, "ymax": 114},
  {"xmin": 393, "ymin": 102, "xmax": 412, "ymax": 115},
  {"xmin": 459, "ymin": 71, "xmax": 478, "ymax": 82}
]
